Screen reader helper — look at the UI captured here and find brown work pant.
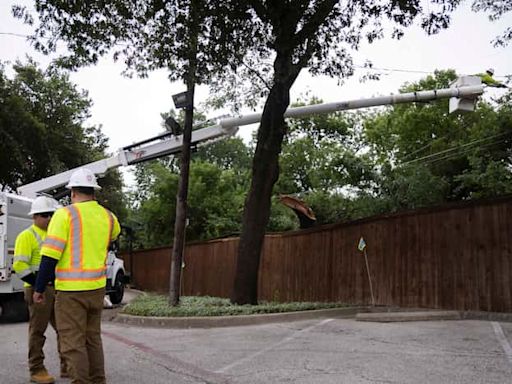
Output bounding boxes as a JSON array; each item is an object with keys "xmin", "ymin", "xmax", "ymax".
[
  {"xmin": 24, "ymin": 286, "xmax": 65, "ymax": 375},
  {"xmin": 55, "ymin": 288, "xmax": 106, "ymax": 384}
]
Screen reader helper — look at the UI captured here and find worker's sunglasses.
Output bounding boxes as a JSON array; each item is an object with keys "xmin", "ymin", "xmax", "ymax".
[{"xmin": 38, "ymin": 212, "xmax": 53, "ymax": 218}]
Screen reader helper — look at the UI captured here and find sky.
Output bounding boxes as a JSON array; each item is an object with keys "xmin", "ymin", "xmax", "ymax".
[{"xmin": 1, "ymin": 0, "xmax": 511, "ymax": 184}]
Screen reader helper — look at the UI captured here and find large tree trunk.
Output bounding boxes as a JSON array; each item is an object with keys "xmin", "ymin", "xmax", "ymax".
[
  {"xmin": 232, "ymin": 80, "xmax": 293, "ymax": 304},
  {"xmin": 230, "ymin": 0, "xmax": 327, "ymax": 304}
]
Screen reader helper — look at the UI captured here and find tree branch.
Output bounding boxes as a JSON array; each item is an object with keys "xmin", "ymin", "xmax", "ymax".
[
  {"xmin": 241, "ymin": 60, "xmax": 272, "ymax": 90},
  {"xmin": 293, "ymin": 0, "xmax": 339, "ymax": 46},
  {"xmin": 247, "ymin": 0, "xmax": 268, "ymax": 22},
  {"xmin": 288, "ymin": 38, "xmax": 316, "ymax": 86}
]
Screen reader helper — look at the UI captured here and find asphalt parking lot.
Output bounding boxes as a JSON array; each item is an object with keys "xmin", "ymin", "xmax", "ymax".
[{"xmin": 2, "ymin": 311, "xmax": 512, "ymax": 383}]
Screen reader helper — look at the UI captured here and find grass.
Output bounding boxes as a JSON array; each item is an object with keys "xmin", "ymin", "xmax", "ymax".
[{"xmin": 122, "ymin": 294, "xmax": 349, "ymax": 317}]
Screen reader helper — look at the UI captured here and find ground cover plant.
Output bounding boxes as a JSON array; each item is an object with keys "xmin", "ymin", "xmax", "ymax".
[{"xmin": 123, "ymin": 295, "xmax": 349, "ymax": 317}]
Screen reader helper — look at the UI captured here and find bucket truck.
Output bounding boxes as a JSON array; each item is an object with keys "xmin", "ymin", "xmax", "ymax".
[{"xmin": 0, "ymin": 76, "xmax": 483, "ymax": 321}]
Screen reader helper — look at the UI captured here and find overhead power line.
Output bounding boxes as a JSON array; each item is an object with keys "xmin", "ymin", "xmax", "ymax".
[
  {"xmin": 401, "ymin": 140, "xmax": 437, "ymax": 161},
  {"xmin": 401, "ymin": 131, "xmax": 512, "ymax": 166},
  {"xmin": 0, "ymin": 31, "xmax": 33, "ymax": 38},
  {"xmin": 355, "ymin": 64, "xmax": 510, "ymax": 78},
  {"xmin": 355, "ymin": 65, "xmax": 431, "ymax": 75},
  {"xmin": 425, "ymin": 138, "xmax": 507, "ymax": 165}
]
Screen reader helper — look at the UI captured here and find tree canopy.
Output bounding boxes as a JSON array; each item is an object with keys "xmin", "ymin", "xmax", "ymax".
[{"xmin": 0, "ymin": 60, "xmax": 126, "ymax": 218}]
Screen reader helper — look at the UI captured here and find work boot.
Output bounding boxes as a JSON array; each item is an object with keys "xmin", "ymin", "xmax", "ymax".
[{"xmin": 30, "ymin": 368, "xmax": 55, "ymax": 384}]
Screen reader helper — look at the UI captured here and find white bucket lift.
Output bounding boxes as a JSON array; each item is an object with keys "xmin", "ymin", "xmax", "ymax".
[{"xmin": 449, "ymin": 76, "xmax": 482, "ymax": 114}]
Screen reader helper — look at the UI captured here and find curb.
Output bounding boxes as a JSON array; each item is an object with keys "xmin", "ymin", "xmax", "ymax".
[
  {"xmin": 356, "ymin": 310, "xmax": 461, "ymax": 322},
  {"xmin": 112, "ymin": 303, "xmax": 512, "ymax": 329},
  {"xmin": 460, "ymin": 310, "xmax": 512, "ymax": 323},
  {"xmin": 114, "ymin": 306, "xmax": 370, "ymax": 328},
  {"xmin": 125, "ymin": 287, "xmax": 146, "ymax": 295}
]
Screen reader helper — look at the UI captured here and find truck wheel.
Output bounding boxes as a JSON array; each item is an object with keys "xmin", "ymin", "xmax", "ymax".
[
  {"xmin": 109, "ymin": 271, "xmax": 125, "ymax": 305},
  {"xmin": 0, "ymin": 294, "xmax": 29, "ymax": 323}
]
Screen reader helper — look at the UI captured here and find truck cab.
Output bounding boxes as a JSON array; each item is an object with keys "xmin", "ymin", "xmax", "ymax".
[{"xmin": 0, "ymin": 193, "xmax": 32, "ymax": 322}]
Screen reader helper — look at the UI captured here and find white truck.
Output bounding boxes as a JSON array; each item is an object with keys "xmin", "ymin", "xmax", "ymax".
[{"xmin": 0, "ymin": 78, "xmax": 483, "ymax": 321}]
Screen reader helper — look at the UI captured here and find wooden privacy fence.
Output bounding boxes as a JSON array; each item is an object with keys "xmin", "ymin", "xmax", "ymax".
[{"xmin": 120, "ymin": 196, "xmax": 512, "ymax": 312}]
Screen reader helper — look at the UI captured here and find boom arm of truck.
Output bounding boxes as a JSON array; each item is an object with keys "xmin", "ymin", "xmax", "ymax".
[
  {"xmin": 18, "ymin": 123, "xmax": 240, "ymax": 198},
  {"xmin": 17, "ymin": 77, "xmax": 484, "ymax": 198}
]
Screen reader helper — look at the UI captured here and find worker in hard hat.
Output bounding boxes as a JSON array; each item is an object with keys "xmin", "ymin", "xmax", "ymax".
[
  {"xmin": 33, "ymin": 168, "xmax": 120, "ymax": 384},
  {"xmin": 13, "ymin": 196, "xmax": 67, "ymax": 384},
  {"xmin": 475, "ymin": 68, "xmax": 509, "ymax": 88}
]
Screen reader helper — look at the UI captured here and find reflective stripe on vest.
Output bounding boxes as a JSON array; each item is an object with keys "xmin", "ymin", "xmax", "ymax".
[
  {"xmin": 67, "ymin": 204, "xmax": 82, "ymax": 269},
  {"xmin": 28, "ymin": 228, "xmax": 43, "ymax": 248},
  {"xmin": 13, "ymin": 263, "xmax": 38, "ymax": 277},
  {"xmin": 16, "ymin": 268, "xmax": 32, "ymax": 278},
  {"xmin": 55, "ymin": 205, "xmax": 113, "ymax": 282},
  {"xmin": 13, "ymin": 254, "xmax": 31, "ymax": 263},
  {"xmin": 44, "ymin": 236, "xmax": 66, "ymax": 252},
  {"xmin": 56, "ymin": 269, "xmax": 106, "ymax": 280}
]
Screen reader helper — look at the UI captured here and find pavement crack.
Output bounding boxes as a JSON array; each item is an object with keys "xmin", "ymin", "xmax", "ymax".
[
  {"xmin": 103, "ymin": 329, "xmax": 230, "ymax": 384},
  {"xmin": 150, "ymin": 356, "xmax": 230, "ymax": 384}
]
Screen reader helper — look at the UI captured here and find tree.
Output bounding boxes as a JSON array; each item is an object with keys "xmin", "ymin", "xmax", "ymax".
[
  {"xmin": 0, "ymin": 60, "xmax": 125, "ymax": 218},
  {"xmin": 472, "ymin": 0, "xmax": 512, "ymax": 47},
  {"xmin": 195, "ymin": 137, "xmax": 253, "ymax": 175},
  {"xmin": 278, "ymin": 99, "xmax": 373, "ymax": 193},
  {"xmin": 0, "ymin": 60, "xmax": 96, "ymax": 188}
]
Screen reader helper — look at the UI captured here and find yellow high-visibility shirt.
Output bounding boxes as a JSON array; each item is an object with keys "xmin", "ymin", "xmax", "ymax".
[
  {"xmin": 13, "ymin": 224, "xmax": 47, "ymax": 287},
  {"xmin": 41, "ymin": 200, "xmax": 121, "ymax": 291},
  {"xmin": 475, "ymin": 73, "xmax": 502, "ymax": 87}
]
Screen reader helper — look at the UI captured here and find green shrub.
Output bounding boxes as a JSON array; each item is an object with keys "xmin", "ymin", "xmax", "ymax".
[{"xmin": 122, "ymin": 295, "xmax": 349, "ymax": 317}]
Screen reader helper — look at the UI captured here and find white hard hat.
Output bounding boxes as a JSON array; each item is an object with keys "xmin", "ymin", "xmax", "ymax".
[
  {"xmin": 29, "ymin": 196, "xmax": 59, "ymax": 216},
  {"xmin": 486, "ymin": 68, "xmax": 495, "ymax": 75},
  {"xmin": 66, "ymin": 168, "xmax": 101, "ymax": 190}
]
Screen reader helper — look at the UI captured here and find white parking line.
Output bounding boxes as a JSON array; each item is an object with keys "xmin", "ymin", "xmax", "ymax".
[
  {"xmin": 215, "ymin": 318, "xmax": 334, "ymax": 373},
  {"xmin": 491, "ymin": 321, "xmax": 512, "ymax": 364}
]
